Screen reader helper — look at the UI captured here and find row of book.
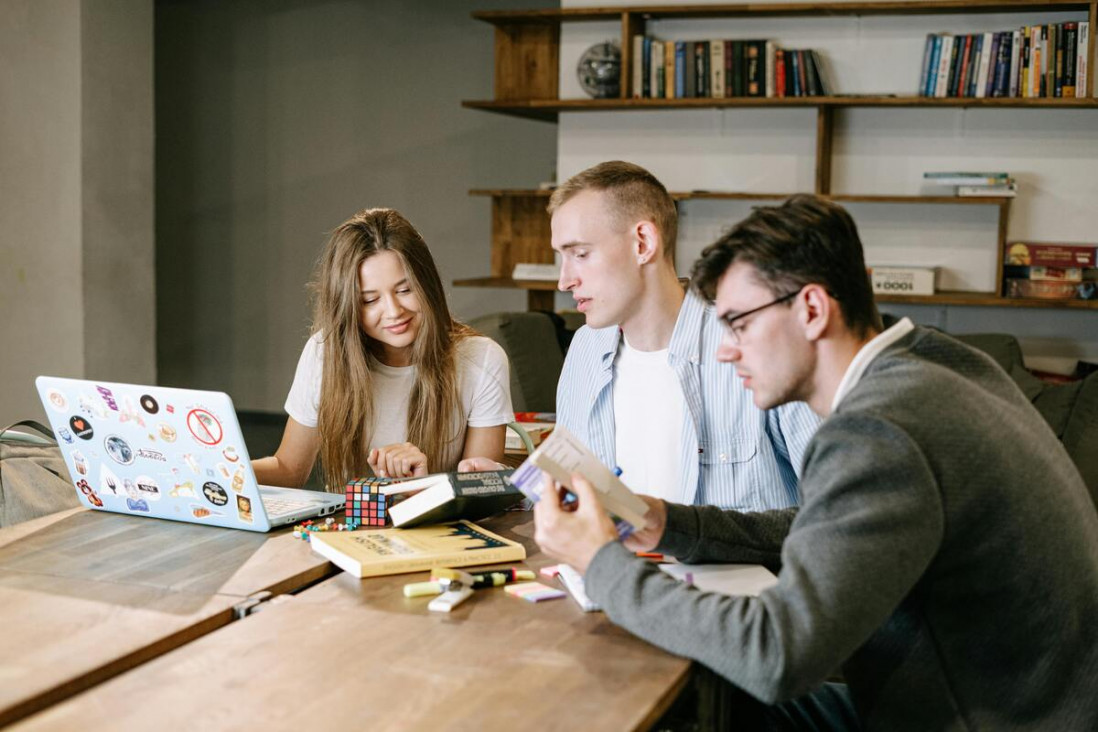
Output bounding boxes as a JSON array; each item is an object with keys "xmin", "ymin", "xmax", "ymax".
[
  {"xmin": 631, "ymin": 36, "xmax": 831, "ymax": 100},
  {"xmin": 918, "ymin": 22, "xmax": 1090, "ymax": 99},
  {"xmin": 1004, "ymin": 242, "xmax": 1097, "ymax": 300},
  {"xmin": 923, "ymin": 170, "xmax": 1017, "ymax": 198}
]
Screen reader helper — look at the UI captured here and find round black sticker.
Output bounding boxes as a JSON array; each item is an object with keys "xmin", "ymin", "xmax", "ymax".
[
  {"xmin": 69, "ymin": 416, "xmax": 94, "ymax": 440},
  {"xmin": 202, "ymin": 481, "xmax": 228, "ymax": 507},
  {"xmin": 140, "ymin": 394, "xmax": 159, "ymax": 414}
]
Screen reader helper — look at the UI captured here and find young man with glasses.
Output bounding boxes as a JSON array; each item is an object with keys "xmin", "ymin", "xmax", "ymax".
[
  {"xmin": 543, "ymin": 160, "xmax": 819, "ymax": 510},
  {"xmin": 532, "ymin": 194, "xmax": 1098, "ymax": 729}
]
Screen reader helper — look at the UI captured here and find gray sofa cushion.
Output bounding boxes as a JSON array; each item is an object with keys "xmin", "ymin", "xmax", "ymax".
[
  {"xmin": 469, "ymin": 312, "xmax": 564, "ymax": 413},
  {"xmin": 1062, "ymin": 374, "xmax": 1098, "ymax": 508}
]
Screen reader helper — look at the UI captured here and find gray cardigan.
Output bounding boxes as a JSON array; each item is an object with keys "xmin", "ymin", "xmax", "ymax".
[{"xmin": 586, "ymin": 326, "xmax": 1098, "ymax": 730}]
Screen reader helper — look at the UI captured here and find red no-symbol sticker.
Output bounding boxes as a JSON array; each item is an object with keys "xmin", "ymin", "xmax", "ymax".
[{"xmin": 186, "ymin": 408, "xmax": 223, "ymax": 446}]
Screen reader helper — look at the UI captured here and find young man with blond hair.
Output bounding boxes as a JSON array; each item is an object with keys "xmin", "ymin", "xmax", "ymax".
[{"xmin": 548, "ymin": 160, "xmax": 818, "ymax": 510}]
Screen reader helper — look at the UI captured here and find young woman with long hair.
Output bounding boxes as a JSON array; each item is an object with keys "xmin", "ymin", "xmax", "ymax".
[{"xmin": 252, "ymin": 208, "xmax": 512, "ymax": 490}]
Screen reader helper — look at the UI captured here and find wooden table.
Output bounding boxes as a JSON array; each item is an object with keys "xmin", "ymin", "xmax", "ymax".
[
  {"xmin": 0, "ymin": 508, "xmax": 337, "ymax": 727},
  {"xmin": 7, "ymin": 512, "xmax": 693, "ymax": 731}
]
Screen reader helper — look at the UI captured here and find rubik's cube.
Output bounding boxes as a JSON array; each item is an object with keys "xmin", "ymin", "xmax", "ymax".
[{"xmin": 345, "ymin": 476, "xmax": 408, "ymax": 527}]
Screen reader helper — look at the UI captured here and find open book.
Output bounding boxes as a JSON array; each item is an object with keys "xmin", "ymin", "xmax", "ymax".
[{"xmin": 509, "ymin": 425, "xmax": 650, "ymax": 537}]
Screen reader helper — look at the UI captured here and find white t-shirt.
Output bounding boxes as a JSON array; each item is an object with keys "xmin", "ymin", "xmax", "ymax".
[
  {"xmin": 612, "ymin": 335, "xmax": 685, "ymax": 502},
  {"xmin": 284, "ymin": 334, "xmax": 513, "ymax": 456}
]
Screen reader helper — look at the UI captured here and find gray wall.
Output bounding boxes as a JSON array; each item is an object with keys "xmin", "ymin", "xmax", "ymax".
[
  {"xmin": 155, "ymin": 0, "xmax": 558, "ymax": 412},
  {"xmin": 0, "ymin": 0, "xmax": 155, "ymax": 426}
]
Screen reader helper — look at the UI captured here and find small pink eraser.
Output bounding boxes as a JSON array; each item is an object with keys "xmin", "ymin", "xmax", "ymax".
[
  {"xmin": 504, "ymin": 581, "xmax": 566, "ymax": 602},
  {"xmin": 540, "ymin": 565, "xmax": 562, "ymax": 578}
]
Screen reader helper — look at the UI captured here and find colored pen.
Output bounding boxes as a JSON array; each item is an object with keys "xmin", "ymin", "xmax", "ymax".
[{"xmin": 469, "ymin": 568, "xmax": 536, "ymax": 589}]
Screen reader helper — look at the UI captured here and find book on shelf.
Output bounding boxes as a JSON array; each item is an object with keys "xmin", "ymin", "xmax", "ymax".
[
  {"xmin": 509, "ymin": 425, "xmax": 650, "ymax": 538},
  {"xmin": 924, "ymin": 171, "xmax": 1012, "ymax": 187},
  {"xmin": 505, "ymin": 422, "xmax": 554, "ymax": 452},
  {"xmin": 1003, "ymin": 265, "xmax": 1083, "ymax": 282},
  {"xmin": 310, "ymin": 519, "xmax": 525, "ymax": 578},
  {"xmin": 957, "ymin": 182, "xmax": 1017, "ymax": 197},
  {"xmin": 511, "ymin": 263, "xmax": 560, "ymax": 281},
  {"xmin": 385, "ymin": 469, "xmax": 522, "ymax": 529},
  {"xmin": 1005, "ymin": 242, "xmax": 1096, "ymax": 268},
  {"xmin": 868, "ymin": 266, "xmax": 938, "ymax": 296}
]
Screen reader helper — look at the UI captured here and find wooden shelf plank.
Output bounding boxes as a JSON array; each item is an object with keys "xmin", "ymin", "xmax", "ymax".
[
  {"xmin": 876, "ymin": 291, "xmax": 1098, "ymax": 308},
  {"xmin": 464, "ymin": 97, "xmax": 1098, "ymax": 120},
  {"xmin": 453, "ymin": 277, "xmax": 559, "ymax": 291},
  {"xmin": 474, "ymin": 2, "xmax": 1093, "ymax": 25},
  {"xmin": 469, "ymin": 188, "xmax": 1014, "ymax": 205},
  {"xmin": 453, "ymin": 279, "xmax": 1098, "ymax": 310}
]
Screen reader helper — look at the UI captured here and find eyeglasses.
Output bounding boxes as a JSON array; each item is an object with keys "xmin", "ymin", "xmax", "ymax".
[{"xmin": 719, "ymin": 290, "xmax": 800, "ymax": 345}]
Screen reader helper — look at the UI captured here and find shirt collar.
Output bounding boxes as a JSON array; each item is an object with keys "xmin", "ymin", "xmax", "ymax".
[
  {"xmin": 594, "ymin": 287, "xmax": 702, "ymax": 365},
  {"xmin": 831, "ymin": 317, "xmax": 915, "ymax": 412}
]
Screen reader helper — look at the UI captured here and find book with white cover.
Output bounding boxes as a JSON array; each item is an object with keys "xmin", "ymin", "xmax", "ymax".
[
  {"xmin": 658, "ymin": 563, "xmax": 779, "ymax": 596},
  {"xmin": 509, "ymin": 425, "xmax": 650, "ymax": 536}
]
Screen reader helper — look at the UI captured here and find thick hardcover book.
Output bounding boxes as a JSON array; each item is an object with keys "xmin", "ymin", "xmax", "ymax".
[
  {"xmin": 1077, "ymin": 21, "xmax": 1089, "ymax": 98},
  {"xmin": 386, "ymin": 469, "xmax": 522, "ymax": 528},
  {"xmin": 509, "ymin": 425, "xmax": 650, "ymax": 538},
  {"xmin": 1063, "ymin": 22, "xmax": 1078, "ymax": 97},
  {"xmin": 632, "ymin": 35, "xmax": 644, "ymax": 98},
  {"xmin": 1008, "ymin": 30, "xmax": 1022, "ymax": 98},
  {"xmin": 976, "ymin": 32, "xmax": 994, "ymax": 98},
  {"xmin": 724, "ymin": 40, "xmax": 734, "ymax": 96},
  {"xmin": 695, "ymin": 41, "xmax": 709, "ymax": 97},
  {"xmin": 675, "ymin": 41, "xmax": 687, "ymax": 98},
  {"xmin": 803, "ymin": 49, "xmax": 823, "ymax": 96},
  {"xmin": 775, "ymin": 48, "xmax": 787, "ymax": 98},
  {"xmin": 918, "ymin": 33, "xmax": 936, "ymax": 95},
  {"xmin": 310, "ymin": 520, "xmax": 526, "ymax": 578},
  {"xmin": 710, "ymin": 40, "xmax": 725, "ymax": 98},
  {"xmin": 935, "ymin": 34, "xmax": 954, "ymax": 97},
  {"xmin": 1005, "ymin": 242, "xmax": 1096, "ymax": 268},
  {"xmin": 745, "ymin": 41, "xmax": 764, "ymax": 97},
  {"xmin": 924, "ymin": 36, "xmax": 941, "ymax": 97},
  {"xmin": 665, "ymin": 40, "xmax": 676, "ymax": 99},
  {"xmin": 731, "ymin": 40, "xmax": 745, "ymax": 96},
  {"xmin": 1055, "ymin": 22, "xmax": 1065, "ymax": 97}
]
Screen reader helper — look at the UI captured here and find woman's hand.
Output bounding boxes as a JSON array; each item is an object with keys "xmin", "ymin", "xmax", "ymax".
[
  {"xmin": 368, "ymin": 442, "xmax": 429, "ymax": 479},
  {"xmin": 457, "ymin": 456, "xmax": 507, "ymax": 472}
]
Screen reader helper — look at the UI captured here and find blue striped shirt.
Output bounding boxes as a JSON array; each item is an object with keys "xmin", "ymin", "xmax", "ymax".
[{"xmin": 556, "ymin": 290, "xmax": 820, "ymax": 511}]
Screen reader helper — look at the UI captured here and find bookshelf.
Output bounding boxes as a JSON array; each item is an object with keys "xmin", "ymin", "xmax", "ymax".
[{"xmin": 459, "ymin": 0, "xmax": 1098, "ymax": 312}]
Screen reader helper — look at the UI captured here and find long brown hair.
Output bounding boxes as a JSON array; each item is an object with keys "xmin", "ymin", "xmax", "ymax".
[{"xmin": 311, "ymin": 208, "xmax": 472, "ymax": 490}]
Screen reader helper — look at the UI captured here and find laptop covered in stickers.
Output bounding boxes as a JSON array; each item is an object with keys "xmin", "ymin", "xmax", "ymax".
[{"xmin": 35, "ymin": 376, "xmax": 345, "ymax": 532}]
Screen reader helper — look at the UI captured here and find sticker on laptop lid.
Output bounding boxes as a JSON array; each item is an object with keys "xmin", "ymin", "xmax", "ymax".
[
  {"xmin": 104, "ymin": 435, "xmax": 134, "ymax": 465},
  {"xmin": 186, "ymin": 408, "xmax": 223, "ymax": 446},
  {"xmin": 236, "ymin": 494, "xmax": 253, "ymax": 523},
  {"xmin": 135, "ymin": 475, "xmax": 161, "ymax": 502},
  {"xmin": 126, "ymin": 497, "xmax": 150, "ymax": 512},
  {"xmin": 46, "ymin": 389, "xmax": 68, "ymax": 412},
  {"xmin": 157, "ymin": 423, "xmax": 177, "ymax": 443},
  {"xmin": 202, "ymin": 481, "xmax": 228, "ymax": 506},
  {"xmin": 140, "ymin": 394, "xmax": 159, "ymax": 414},
  {"xmin": 69, "ymin": 416, "xmax": 94, "ymax": 440},
  {"xmin": 76, "ymin": 479, "xmax": 103, "ymax": 508},
  {"xmin": 170, "ymin": 480, "xmax": 195, "ymax": 498},
  {"xmin": 99, "ymin": 464, "xmax": 122, "ymax": 496}
]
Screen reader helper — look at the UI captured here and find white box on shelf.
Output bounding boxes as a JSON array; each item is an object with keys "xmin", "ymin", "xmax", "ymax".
[{"xmin": 869, "ymin": 266, "xmax": 938, "ymax": 296}]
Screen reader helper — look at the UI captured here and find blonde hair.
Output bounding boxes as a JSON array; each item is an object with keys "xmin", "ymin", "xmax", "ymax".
[
  {"xmin": 548, "ymin": 160, "xmax": 678, "ymax": 262},
  {"xmin": 311, "ymin": 208, "xmax": 473, "ymax": 490}
]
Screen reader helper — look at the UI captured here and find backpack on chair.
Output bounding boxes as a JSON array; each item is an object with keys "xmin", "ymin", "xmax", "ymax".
[{"xmin": 0, "ymin": 420, "xmax": 80, "ymax": 528}]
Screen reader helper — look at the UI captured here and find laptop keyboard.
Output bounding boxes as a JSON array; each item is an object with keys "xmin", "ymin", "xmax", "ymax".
[{"xmin": 261, "ymin": 496, "xmax": 314, "ymax": 516}]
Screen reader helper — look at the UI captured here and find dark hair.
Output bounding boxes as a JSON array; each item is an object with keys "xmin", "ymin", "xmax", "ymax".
[
  {"xmin": 690, "ymin": 194, "xmax": 881, "ymax": 337},
  {"xmin": 548, "ymin": 160, "xmax": 678, "ymax": 261}
]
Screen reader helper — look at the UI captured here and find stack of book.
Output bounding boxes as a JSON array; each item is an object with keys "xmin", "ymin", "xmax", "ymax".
[
  {"xmin": 1004, "ymin": 242, "xmax": 1097, "ymax": 300},
  {"xmin": 631, "ymin": 36, "xmax": 831, "ymax": 99},
  {"xmin": 918, "ymin": 22, "xmax": 1090, "ymax": 99},
  {"xmin": 923, "ymin": 171, "xmax": 1016, "ymax": 197}
]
